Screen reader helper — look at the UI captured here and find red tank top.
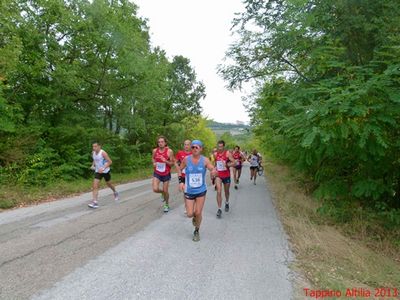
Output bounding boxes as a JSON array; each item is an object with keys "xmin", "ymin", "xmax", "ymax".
[
  {"xmin": 153, "ymin": 147, "xmax": 171, "ymax": 176},
  {"xmin": 233, "ymin": 151, "xmax": 242, "ymax": 165},
  {"xmin": 176, "ymin": 150, "xmax": 192, "ymax": 177},
  {"xmin": 215, "ymin": 150, "xmax": 230, "ymax": 178}
]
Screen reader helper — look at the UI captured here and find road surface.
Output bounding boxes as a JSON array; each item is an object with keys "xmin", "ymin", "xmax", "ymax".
[{"xmin": 0, "ymin": 165, "xmax": 294, "ymax": 299}]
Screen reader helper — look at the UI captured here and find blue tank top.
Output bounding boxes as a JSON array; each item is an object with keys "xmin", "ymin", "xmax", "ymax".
[{"xmin": 185, "ymin": 155, "xmax": 207, "ymax": 195}]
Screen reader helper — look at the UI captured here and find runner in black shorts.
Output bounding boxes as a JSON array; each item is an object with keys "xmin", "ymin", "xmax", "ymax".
[
  {"xmin": 248, "ymin": 149, "xmax": 262, "ymax": 185},
  {"xmin": 88, "ymin": 142, "xmax": 119, "ymax": 208}
]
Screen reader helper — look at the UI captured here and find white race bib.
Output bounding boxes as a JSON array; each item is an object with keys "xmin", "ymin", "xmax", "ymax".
[
  {"xmin": 189, "ymin": 173, "xmax": 202, "ymax": 188},
  {"xmin": 156, "ymin": 162, "xmax": 166, "ymax": 172},
  {"xmin": 216, "ymin": 160, "xmax": 226, "ymax": 171}
]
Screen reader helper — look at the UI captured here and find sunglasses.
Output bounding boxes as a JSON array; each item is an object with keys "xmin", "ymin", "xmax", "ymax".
[{"xmin": 191, "ymin": 146, "xmax": 200, "ymax": 149}]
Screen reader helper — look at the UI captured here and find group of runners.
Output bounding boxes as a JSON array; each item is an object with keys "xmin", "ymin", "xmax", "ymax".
[{"xmin": 88, "ymin": 137, "xmax": 263, "ymax": 242}]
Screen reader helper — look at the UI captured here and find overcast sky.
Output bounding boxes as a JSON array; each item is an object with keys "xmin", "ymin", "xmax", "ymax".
[{"xmin": 134, "ymin": 0, "xmax": 249, "ymax": 124}]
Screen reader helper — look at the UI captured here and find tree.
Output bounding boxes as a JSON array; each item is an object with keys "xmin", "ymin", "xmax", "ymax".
[{"xmin": 221, "ymin": 0, "xmax": 400, "ymax": 208}]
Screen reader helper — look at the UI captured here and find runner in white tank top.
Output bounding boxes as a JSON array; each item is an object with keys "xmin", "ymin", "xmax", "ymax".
[{"xmin": 88, "ymin": 142, "xmax": 119, "ymax": 208}]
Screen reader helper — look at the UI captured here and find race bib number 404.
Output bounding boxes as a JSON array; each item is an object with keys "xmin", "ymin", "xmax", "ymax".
[
  {"xmin": 189, "ymin": 173, "xmax": 203, "ymax": 188},
  {"xmin": 156, "ymin": 162, "xmax": 166, "ymax": 173},
  {"xmin": 216, "ymin": 160, "xmax": 226, "ymax": 171}
]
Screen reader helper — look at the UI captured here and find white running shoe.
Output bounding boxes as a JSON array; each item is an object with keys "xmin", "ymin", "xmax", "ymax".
[{"xmin": 88, "ymin": 202, "xmax": 99, "ymax": 209}]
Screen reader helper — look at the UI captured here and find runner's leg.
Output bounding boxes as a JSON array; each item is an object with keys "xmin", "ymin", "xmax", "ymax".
[
  {"xmin": 92, "ymin": 178, "xmax": 100, "ymax": 202},
  {"xmin": 162, "ymin": 180, "xmax": 170, "ymax": 205},
  {"xmin": 216, "ymin": 177, "xmax": 223, "ymax": 209},
  {"xmin": 152, "ymin": 177, "xmax": 162, "ymax": 193},
  {"xmin": 186, "ymin": 197, "xmax": 195, "ymax": 218},
  {"xmin": 224, "ymin": 181, "xmax": 230, "ymax": 202},
  {"xmin": 105, "ymin": 180, "xmax": 116, "ymax": 193},
  {"xmin": 224, "ymin": 180, "xmax": 230, "ymax": 211},
  {"xmin": 193, "ymin": 196, "xmax": 206, "ymax": 228}
]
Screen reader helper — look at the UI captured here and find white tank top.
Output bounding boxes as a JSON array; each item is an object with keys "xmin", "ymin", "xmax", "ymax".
[
  {"xmin": 249, "ymin": 154, "xmax": 259, "ymax": 167},
  {"xmin": 92, "ymin": 150, "xmax": 110, "ymax": 173}
]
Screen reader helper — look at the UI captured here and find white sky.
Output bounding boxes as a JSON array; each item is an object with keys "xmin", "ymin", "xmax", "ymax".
[{"xmin": 134, "ymin": 0, "xmax": 249, "ymax": 124}]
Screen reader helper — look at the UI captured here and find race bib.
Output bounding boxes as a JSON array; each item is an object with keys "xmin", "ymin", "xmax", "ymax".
[
  {"xmin": 216, "ymin": 160, "xmax": 226, "ymax": 171},
  {"xmin": 189, "ymin": 173, "xmax": 202, "ymax": 188},
  {"xmin": 156, "ymin": 162, "xmax": 166, "ymax": 172}
]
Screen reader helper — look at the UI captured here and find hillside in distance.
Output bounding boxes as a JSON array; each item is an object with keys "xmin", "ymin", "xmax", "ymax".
[{"xmin": 208, "ymin": 120, "xmax": 250, "ymax": 136}]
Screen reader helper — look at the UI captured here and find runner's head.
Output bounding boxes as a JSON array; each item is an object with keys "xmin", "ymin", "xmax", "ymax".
[
  {"xmin": 183, "ymin": 140, "xmax": 191, "ymax": 152},
  {"xmin": 157, "ymin": 136, "xmax": 167, "ymax": 149},
  {"xmin": 217, "ymin": 140, "xmax": 225, "ymax": 152},
  {"xmin": 234, "ymin": 145, "xmax": 240, "ymax": 152},
  {"xmin": 191, "ymin": 140, "xmax": 203, "ymax": 156},
  {"xmin": 252, "ymin": 149, "xmax": 258, "ymax": 155},
  {"xmin": 92, "ymin": 142, "xmax": 101, "ymax": 153}
]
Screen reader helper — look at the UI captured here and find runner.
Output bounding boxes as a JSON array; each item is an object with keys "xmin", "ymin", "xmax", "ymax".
[
  {"xmin": 248, "ymin": 149, "xmax": 262, "ymax": 185},
  {"xmin": 178, "ymin": 140, "xmax": 217, "ymax": 241},
  {"xmin": 152, "ymin": 136, "xmax": 175, "ymax": 212},
  {"xmin": 232, "ymin": 145, "xmax": 246, "ymax": 190},
  {"xmin": 210, "ymin": 147, "xmax": 217, "ymax": 190},
  {"xmin": 88, "ymin": 142, "xmax": 119, "ymax": 208},
  {"xmin": 175, "ymin": 140, "xmax": 192, "ymax": 214},
  {"xmin": 214, "ymin": 140, "xmax": 235, "ymax": 218}
]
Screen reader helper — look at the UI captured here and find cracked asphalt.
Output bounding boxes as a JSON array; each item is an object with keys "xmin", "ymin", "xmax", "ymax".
[{"xmin": 0, "ymin": 166, "xmax": 294, "ymax": 300}]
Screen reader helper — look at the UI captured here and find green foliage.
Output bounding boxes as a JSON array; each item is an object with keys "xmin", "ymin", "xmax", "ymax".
[
  {"xmin": 221, "ymin": 0, "xmax": 400, "ymax": 216},
  {"xmin": 0, "ymin": 0, "xmax": 205, "ymax": 191}
]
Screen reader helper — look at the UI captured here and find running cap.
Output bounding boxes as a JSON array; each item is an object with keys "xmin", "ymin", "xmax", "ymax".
[{"xmin": 191, "ymin": 140, "xmax": 203, "ymax": 147}]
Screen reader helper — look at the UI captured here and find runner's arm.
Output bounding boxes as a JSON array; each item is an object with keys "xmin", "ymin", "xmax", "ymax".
[
  {"xmin": 205, "ymin": 158, "xmax": 217, "ymax": 177},
  {"xmin": 99, "ymin": 151, "xmax": 112, "ymax": 172},
  {"xmin": 174, "ymin": 152, "xmax": 181, "ymax": 171},
  {"xmin": 177, "ymin": 158, "xmax": 187, "ymax": 177},
  {"xmin": 166, "ymin": 149, "xmax": 175, "ymax": 167},
  {"xmin": 178, "ymin": 157, "xmax": 187, "ymax": 190},
  {"xmin": 90, "ymin": 156, "xmax": 95, "ymax": 170},
  {"xmin": 226, "ymin": 151, "xmax": 235, "ymax": 168},
  {"xmin": 151, "ymin": 149, "xmax": 157, "ymax": 167}
]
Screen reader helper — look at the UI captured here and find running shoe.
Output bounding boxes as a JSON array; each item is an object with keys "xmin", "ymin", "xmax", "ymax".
[
  {"xmin": 225, "ymin": 202, "xmax": 230, "ymax": 212},
  {"xmin": 234, "ymin": 185, "xmax": 238, "ymax": 190},
  {"xmin": 163, "ymin": 204, "xmax": 169, "ymax": 213},
  {"xmin": 193, "ymin": 229, "xmax": 200, "ymax": 242},
  {"xmin": 88, "ymin": 202, "xmax": 99, "ymax": 209},
  {"xmin": 114, "ymin": 191, "xmax": 119, "ymax": 201},
  {"xmin": 216, "ymin": 208, "xmax": 222, "ymax": 218}
]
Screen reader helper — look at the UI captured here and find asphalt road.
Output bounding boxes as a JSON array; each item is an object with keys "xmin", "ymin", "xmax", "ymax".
[{"xmin": 0, "ymin": 165, "xmax": 294, "ymax": 300}]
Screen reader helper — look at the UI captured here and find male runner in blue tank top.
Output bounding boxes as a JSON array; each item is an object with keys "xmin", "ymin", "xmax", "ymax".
[{"xmin": 177, "ymin": 140, "xmax": 217, "ymax": 242}]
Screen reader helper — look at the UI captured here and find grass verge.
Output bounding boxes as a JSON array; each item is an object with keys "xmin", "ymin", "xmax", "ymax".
[
  {"xmin": 264, "ymin": 159, "xmax": 400, "ymax": 299},
  {"xmin": 0, "ymin": 167, "xmax": 153, "ymax": 210}
]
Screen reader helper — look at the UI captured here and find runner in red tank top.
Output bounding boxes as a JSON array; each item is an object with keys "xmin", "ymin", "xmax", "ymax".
[
  {"xmin": 214, "ymin": 140, "xmax": 235, "ymax": 218},
  {"xmin": 232, "ymin": 145, "xmax": 246, "ymax": 190},
  {"xmin": 175, "ymin": 140, "xmax": 192, "ymax": 214},
  {"xmin": 152, "ymin": 136, "xmax": 175, "ymax": 213}
]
